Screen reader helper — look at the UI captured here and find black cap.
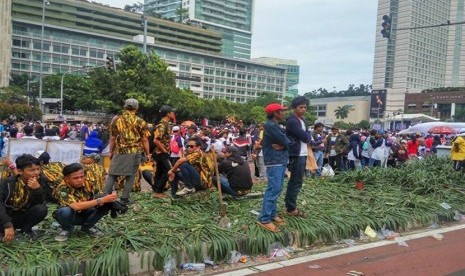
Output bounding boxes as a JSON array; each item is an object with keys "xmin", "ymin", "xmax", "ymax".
[
  {"xmin": 225, "ymin": 146, "xmax": 239, "ymax": 154},
  {"xmin": 159, "ymin": 105, "xmax": 176, "ymax": 114}
]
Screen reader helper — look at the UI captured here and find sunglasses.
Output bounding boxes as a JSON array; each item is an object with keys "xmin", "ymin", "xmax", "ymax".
[{"xmin": 187, "ymin": 145, "xmax": 197, "ymax": 148}]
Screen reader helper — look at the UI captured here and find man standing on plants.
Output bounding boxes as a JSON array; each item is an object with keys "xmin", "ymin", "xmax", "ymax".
[
  {"xmin": 103, "ymin": 99, "xmax": 151, "ymax": 205},
  {"xmin": 312, "ymin": 122, "xmax": 326, "ymax": 176},
  {"xmin": 54, "ymin": 163, "xmax": 118, "ymax": 242},
  {"xmin": 0, "ymin": 154, "xmax": 47, "ymax": 242},
  {"xmin": 324, "ymin": 126, "xmax": 349, "ymax": 172},
  {"xmin": 285, "ymin": 96, "xmax": 312, "ymax": 218},
  {"xmin": 152, "ymin": 105, "xmax": 176, "ymax": 199},
  {"xmin": 257, "ymin": 103, "xmax": 292, "ymax": 233}
]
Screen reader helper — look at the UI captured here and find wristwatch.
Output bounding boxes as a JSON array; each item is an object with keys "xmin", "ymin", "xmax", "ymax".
[{"xmin": 96, "ymin": 198, "xmax": 104, "ymax": 206}]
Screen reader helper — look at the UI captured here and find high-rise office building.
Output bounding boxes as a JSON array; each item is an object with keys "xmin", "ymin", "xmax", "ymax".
[
  {"xmin": 145, "ymin": 0, "xmax": 254, "ymax": 59},
  {"xmin": 252, "ymin": 57, "xmax": 300, "ymax": 98},
  {"xmin": 0, "ymin": 0, "xmax": 12, "ymax": 88},
  {"xmin": 4, "ymin": 0, "xmax": 285, "ymax": 104},
  {"xmin": 372, "ymin": 0, "xmax": 465, "ymax": 116}
]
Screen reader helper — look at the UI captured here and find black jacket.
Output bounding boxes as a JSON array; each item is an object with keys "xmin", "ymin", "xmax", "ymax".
[
  {"xmin": 0, "ymin": 176, "xmax": 45, "ymax": 229},
  {"xmin": 218, "ymin": 154, "xmax": 253, "ymax": 191},
  {"xmin": 285, "ymin": 114, "xmax": 312, "ymax": 157}
]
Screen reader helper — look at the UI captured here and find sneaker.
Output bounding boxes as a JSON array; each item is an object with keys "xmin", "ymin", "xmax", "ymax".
[
  {"xmin": 152, "ymin": 192, "xmax": 168, "ymax": 199},
  {"xmin": 81, "ymin": 227, "xmax": 104, "ymax": 238},
  {"xmin": 175, "ymin": 187, "xmax": 196, "ymax": 196},
  {"xmin": 55, "ymin": 230, "xmax": 71, "ymax": 242}
]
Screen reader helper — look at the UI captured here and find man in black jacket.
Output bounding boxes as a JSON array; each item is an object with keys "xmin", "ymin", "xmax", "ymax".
[
  {"xmin": 0, "ymin": 154, "xmax": 47, "ymax": 242},
  {"xmin": 215, "ymin": 146, "xmax": 253, "ymax": 196},
  {"xmin": 284, "ymin": 96, "xmax": 312, "ymax": 218}
]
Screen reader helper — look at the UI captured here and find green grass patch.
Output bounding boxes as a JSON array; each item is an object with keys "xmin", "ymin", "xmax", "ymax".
[{"xmin": 1, "ymin": 157, "xmax": 464, "ymax": 275}]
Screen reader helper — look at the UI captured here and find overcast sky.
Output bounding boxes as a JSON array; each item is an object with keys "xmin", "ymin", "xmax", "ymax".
[{"xmin": 95, "ymin": 0, "xmax": 378, "ymax": 94}]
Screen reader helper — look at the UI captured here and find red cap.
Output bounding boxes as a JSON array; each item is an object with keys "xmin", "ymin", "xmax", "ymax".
[{"xmin": 265, "ymin": 103, "xmax": 288, "ymax": 114}]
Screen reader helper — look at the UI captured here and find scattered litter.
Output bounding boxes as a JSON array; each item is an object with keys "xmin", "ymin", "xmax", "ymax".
[
  {"xmin": 380, "ymin": 225, "xmax": 400, "ymax": 240},
  {"xmin": 431, "ymin": 233, "xmax": 444, "ymax": 241},
  {"xmin": 453, "ymin": 211, "xmax": 465, "ymax": 223},
  {"xmin": 364, "ymin": 256, "xmax": 369, "ymax": 259},
  {"xmin": 309, "ymin": 265, "xmax": 322, "ymax": 269},
  {"xmin": 227, "ymin": 250, "xmax": 242, "ymax": 264},
  {"xmin": 342, "ymin": 239, "xmax": 356, "ymax": 247},
  {"xmin": 364, "ymin": 226, "xmax": 377, "ymax": 239},
  {"xmin": 347, "ymin": 270, "xmax": 365, "ymax": 276},
  {"xmin": 204, "ymin": 259, "xmax": 216, "ymax": 266},
  {"xmin": 239, "ymin": 256, "xmax": 248, "ymax": 263},
  {"xmin": 163, "ymin": 255, "xmax": 176, "ymax": 276},
  {"xmin": 301, "ymin": 200, "xmax": 307, "ymax": 206},
  {"xmin": 439, "ymin": 202, "xmax": 451, "ymax": 210},
  {"xmin": 132, "ymin": 203, "xmax": 142, "ymax": 213},
  {"xmin": 268, "ymin": 242, "xmax": 290, "ymax": 260},
  {"xmin": 250, "ymin": 210, "xmax": 260, "ymax": 216},
  {"xmin": 428, "ymin": 222, "xmax": 439, "ymax": 229},
  {"xmin": 359, "ymin": 230, "xmax": 369, "ymax": 241},
  {"xmin": 394, "ymin": 237, "xmax": 409, "ymax": 247},
  {"xmin": 180, "ymin": 263, "xmax": 205, "ymax": 271},
  {"xmin": 218, "ymin": 216, "xmax": 232, "ymax": 229}
]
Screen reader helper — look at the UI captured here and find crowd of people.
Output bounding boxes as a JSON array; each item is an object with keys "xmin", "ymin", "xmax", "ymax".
[{"xmin": 1, "ymin": 96, "xmax": 464, "ymax": 242}]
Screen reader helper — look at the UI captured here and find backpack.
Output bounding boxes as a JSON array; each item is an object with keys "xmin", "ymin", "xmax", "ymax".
[{"xmin": 169, "ymin": 135, "xmax": 180, "ymax": 154}]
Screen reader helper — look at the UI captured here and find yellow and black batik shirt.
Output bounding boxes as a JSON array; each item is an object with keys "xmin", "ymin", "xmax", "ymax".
[
  {"xmin": 153, "ymin": 117, "xmax": 171, "ymax": 154},
  {"xmin": 41, "ymin": 162, "xmax": 65, "ymax": 189},
  {"xmin": 110, "ymin": 110, "xmax": 151, "ymax": 154},
  {"xmin": 82, "ymin": 163, "xmax": 106, "ymax": 194},
  {"xmin": 186, "ymin": 150, "xmax": 214, "ymax": 189},
  {"xmin": 55, "ymin": 181, "xmax": 94, "ymax": 207}
]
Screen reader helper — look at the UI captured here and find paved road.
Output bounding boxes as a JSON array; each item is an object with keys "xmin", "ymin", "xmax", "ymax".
[{"xmin": 254, "ymin": 228, "xmax": 465, "ymax": 276}]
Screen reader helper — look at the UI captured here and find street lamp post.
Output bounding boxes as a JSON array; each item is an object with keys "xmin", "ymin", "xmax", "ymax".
[
  {"xmin": 39, "ymin": 0, "xmax": 50, "ymax": 114},
  {"xmin": 60, "ymin": 66, "xmax": 92, "ymax": 116}
]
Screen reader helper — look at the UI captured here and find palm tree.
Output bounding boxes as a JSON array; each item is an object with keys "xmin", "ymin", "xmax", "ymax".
[
  {"xmin": 175, "ymin": 8, "xmax": 189, "ymax": 23},
  {"xmin": 334, "ymin": 105, "xmax": 352, "ymax": 120}
]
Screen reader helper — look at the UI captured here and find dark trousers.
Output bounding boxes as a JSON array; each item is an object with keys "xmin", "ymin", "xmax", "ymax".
[
  {"xmin": 329, "ymin": 154, "xmax": 346, "ymax": 172},
  {"xmin": 285, "ymin": 156, "xmax": 307, "ymax": 213},
  {"xmin": 56, "ymin": 206, "xmax": 108, "ymax": 232},
  {"xmin": 10, "ymin": 204, "xmax": 48, "ymax": 233},
  {"xmin": 153, "ymin": 153, "xmax": 171, "ymax": 193},
  {"xmin": 170, "ymin": 157, "xmax": 180, "ymax": 166}
]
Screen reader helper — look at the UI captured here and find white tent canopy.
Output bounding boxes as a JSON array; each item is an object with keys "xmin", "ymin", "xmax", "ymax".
[
  {"xmin": 386, "ymin": 113, "xmax": 439, "ymax": 122},
  {"xmin": 398, "ymin": 121, "xmax": 465, "ymax": 135}
]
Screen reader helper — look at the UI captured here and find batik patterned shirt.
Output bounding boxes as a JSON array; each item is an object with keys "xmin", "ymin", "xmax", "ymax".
[
  {"xmin": 186, "ymin": 150, "xmax": 214, "ymax": 189},
  {"xmin": 153, "ymin": 118, "xmax": 171, "ymax": 154},
  {"xmin": 110, "ymin": 110, "xmax": 150, "ymax": 154}
]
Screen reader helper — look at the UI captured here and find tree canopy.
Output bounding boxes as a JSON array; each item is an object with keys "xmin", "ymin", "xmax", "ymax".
[{"xmin": 304, "ymin": 84, "xmax": 372, "ymax": 99}]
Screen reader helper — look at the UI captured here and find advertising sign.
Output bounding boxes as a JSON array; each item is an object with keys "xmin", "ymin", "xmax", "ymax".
[{"xmin": 370, "ymin": 89, "xmax": 387, "ymax": 119}]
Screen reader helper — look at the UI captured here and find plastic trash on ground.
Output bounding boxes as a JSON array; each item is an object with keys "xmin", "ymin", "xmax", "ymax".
[
  {"xmin": 453, "ymin": 211, "xmax": 465, "ymax": 223},
  {"xmin": 439, "ymin": 202, "xmax": 452, "ymax": 210},
  {"xmin": 180, "ymin": 263, "xmax": 205, "ymax": 271},
  {"xmin": 204, "ymin": 259, "xmax": 216, "ymax": 266},
  {"xmin": 394, "ymin": 237, "xmax": 409, "ymax": 247},
  {"xmin": 218, "ymin": 216, "xmax": 232, "ymax": 229},
  {"xmin": 342, "ymin": 239, "xmax": 356, "ymax": 247},
  {"xmin": 250, "ymin": 210, "xmax": 260, "ymax": 216},
  {"xmin": 359, "ymin": 230, "xmax": 369, "ymax": 241},
  {"xmin": 364, "ymin": 226, "xmax": 378, "ymax": 239},
  {"xmin": 227, "ymin": 250, "xmax": 242, "ymax": 264},
  {"xmin": 268, "ymin": 242, "xmax": 290, "ymax": 260},
  {"xmin": 431, "ymin": 233, "xmax": 444, "ymax": 241},
  {"xmin": 309, "ymin": 264, "xmax": 322, "ymax": 269},
  {"xmin": 428, "ymin": 222, "xmax": 439, "ymax": 229},
  {"xmin": 380, "ymin": 225, "xmax": 400, "ymax": 240},
  {"xmin": 163, "ymin": 255, "xmax": 177, "ymax": 276}
]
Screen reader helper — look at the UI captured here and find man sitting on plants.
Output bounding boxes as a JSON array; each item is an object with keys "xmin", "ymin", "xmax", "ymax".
[
  {"xmin": 168, "ymin": 137, "xmax": 214, "ymax": 197},
  {"xmin": 214, "ymin": 146, "xmax": 253, "ymax": 197},
  {"xmin": 54, "ymin": 163, "xmax": 118, "ymax": 242},
  {"xmin": 0, "ymin": 154, "xmax": 48, "ymax": 242}
]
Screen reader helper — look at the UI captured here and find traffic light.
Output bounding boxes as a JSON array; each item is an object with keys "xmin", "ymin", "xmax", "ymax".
[
  {"xmin": 106, "ymin": 56, "xmax": 115, "ymax": 71},
  {"xmin": 381, "ymin": 15, "xmax": 391, "ymax": 39}
]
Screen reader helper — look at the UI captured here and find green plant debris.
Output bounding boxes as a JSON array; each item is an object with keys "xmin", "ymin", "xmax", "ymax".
[{"xmin": 1, "ymin": 157, "xmax": 464, "ymax": 275}]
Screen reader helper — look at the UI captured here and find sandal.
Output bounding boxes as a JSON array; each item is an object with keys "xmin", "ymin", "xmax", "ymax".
[
  {"xmin": 286, "ymin": 209, "xmax": 307, "ymax": 218},
  {"xmin": 256, "ymin": 221, "xmax": 280, "ymax": 233},
  {"xmin": 273, "ymin": 216, "xmax": 285, "ymax": 226}
]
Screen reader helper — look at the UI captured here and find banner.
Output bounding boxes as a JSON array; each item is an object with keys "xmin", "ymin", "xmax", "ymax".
[
  {"xmin": 8, "ymin": 139, "xmax": 83, "ymax": 164},
  {"xmin": 370, "ymin": 89, "xmax": 387, "ymax": 119}
]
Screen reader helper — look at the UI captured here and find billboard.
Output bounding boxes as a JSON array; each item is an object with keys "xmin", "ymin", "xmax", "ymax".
[{"xmin": 370, "ymin": 89, "xmax": 387, "ymax": 119}]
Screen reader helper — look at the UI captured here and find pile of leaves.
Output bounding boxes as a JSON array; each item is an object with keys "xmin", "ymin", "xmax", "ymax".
[{"xmin": 1, "ymin": 157, "xmax": 464, "ymax": 275}]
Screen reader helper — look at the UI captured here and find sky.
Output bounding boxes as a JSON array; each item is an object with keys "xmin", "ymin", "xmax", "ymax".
[{"xmin": 95, "ymin": 0, "xmax": 378, "ymax": 94}]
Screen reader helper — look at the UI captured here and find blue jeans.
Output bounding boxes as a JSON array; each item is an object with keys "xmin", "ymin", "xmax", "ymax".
[
  {"xmin": 313, "ymin": 150, "xmax": 324, "ymax": 176},
  {"xmin": 56, "ymin": 206, "xmax": 107, "ymax": 231},
  {"xmin": 369, "ymin": 158, "xmax": 381, "ymax": 167},
  {"xmin": 179, "ymin": 163, "xmax": 202, "ymax": 190},
  {"xmin": 285, "ymin": 156, "xmax": 306, "ymax": 212},
  {"xmin": 258, "ymin": 164, "xmax": 287, "ymax": 224},
  {"xmin": 212, "ymin": 175, "xmax": 237, "ymax": 196}
]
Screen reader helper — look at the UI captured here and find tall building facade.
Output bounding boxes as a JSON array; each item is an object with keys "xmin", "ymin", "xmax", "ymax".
[
  {"xmin": 372, "ymin": 0, "xmax": 465, "ymax": 116},
  {"xmin": 6, "ymin": 0, "xmax": 285, "ymax": 103},
  {"xmin": 252, "ymin": 57, "xmax": 300, "ymax": 98},
  {"xmin": 146, "ymin": 0, "xmax": 254, "ymax": 59},
  {"xmin": 0, "ymin": 0, "xmax": 12, "ymax": 88}
]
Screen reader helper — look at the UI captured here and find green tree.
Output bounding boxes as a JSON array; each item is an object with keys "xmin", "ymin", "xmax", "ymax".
[
  {"xmin": 334, "ymin": 105, "xmax": 352, "ymax": 120},
  {"xmin": 175, "ymin": 7, "xmax": 189, "ymax": 22}
]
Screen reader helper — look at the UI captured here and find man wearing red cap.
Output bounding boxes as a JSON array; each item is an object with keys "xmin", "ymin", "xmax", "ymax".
[{"xmin": 257, "ymin": 103, "xmax": 292, "ymax": 233}]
